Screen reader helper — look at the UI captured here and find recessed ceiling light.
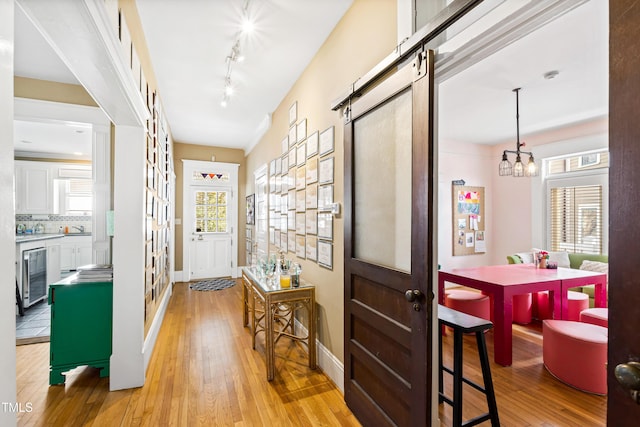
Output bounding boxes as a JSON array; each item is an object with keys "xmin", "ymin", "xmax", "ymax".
[
  {"xmin": 75, "ymin": 130, "xmax": 84, "ymax": 134},
  {"xmin": 73, "ymin": 152, "xmax": 83, "ymax": 156},
  {"xmin": 20, "ymin": 140, "xmax": 33, "ymax": 144}
]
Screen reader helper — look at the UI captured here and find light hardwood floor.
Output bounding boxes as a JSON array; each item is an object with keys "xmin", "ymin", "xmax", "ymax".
[{"xmin": 17, "ymin": 281, "xmax": 606, "ymax": 426}]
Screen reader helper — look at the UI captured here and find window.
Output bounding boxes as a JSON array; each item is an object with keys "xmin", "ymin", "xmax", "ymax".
[
  {"xmin": 194, "ymin": 190, "xmax": 228, "ymax": 233},
  {"xmin": 65, "ymin": 178, "xmax": 92, "ymax": 215},
  {"xmin": 550, "ymin": 185, "xmax": 603, "ymax": 254},
  {"xmin": 546, "ymin": 150, "xmax": 608, "ymax": 254}
]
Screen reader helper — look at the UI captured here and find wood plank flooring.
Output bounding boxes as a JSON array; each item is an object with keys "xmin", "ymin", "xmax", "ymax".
[{"xmin": 16, "ymin": 281, "xmax": 606, "ymax": 426}]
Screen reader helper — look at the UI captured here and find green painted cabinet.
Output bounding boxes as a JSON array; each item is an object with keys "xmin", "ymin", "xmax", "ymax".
[{"xmin": 48, "ymin": 276, "xmax": 112, "ymax": 385}]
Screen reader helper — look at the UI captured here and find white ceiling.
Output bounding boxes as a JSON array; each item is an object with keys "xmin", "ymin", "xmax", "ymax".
[{"xmin": 13, "ymin": 0, "xmax": 608, "ymax": 156}]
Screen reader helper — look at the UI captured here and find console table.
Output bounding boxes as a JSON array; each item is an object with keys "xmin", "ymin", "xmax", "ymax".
[{"xmin": 241, "ymin": 267, "xmax": 316, "ymax": 381}]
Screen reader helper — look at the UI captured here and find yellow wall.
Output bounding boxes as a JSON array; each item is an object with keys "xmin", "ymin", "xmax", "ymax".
[
  {"xmin": 245, "ymin": 0, "xmax": 397, "ymax": 363},
  {"xmin": 14, "ymin": 76, "xmax": 98, "ymax": 106},
  {"xmin": 173, "ymin": 143, "xmax": 246, "ymax": 271}
]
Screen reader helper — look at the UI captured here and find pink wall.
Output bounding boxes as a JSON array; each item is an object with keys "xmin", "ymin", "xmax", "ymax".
[{"xmin": 439, "ymin": 117, "xmax": 608, "ymax": 270}]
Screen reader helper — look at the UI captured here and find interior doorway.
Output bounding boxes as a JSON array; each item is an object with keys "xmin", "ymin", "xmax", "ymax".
[{"xmin": 182, "ymin": 160, "xmax": 239, "ymax": 281}]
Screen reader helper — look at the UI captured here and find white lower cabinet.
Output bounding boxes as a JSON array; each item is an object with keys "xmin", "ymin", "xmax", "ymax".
[
  {"xmin": 46, "ymin": 242, "xmax": 61, "ymax": 285},
  {"xmin": 60, "ymin": 235, "xmax": 92, "ymax": 271}
]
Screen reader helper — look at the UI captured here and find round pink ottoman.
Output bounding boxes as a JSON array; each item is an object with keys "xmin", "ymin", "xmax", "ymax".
[
  {"xmin": 536, "ymin": 290, "xmax": 589, "ymax": 321},
  {"xmin": 445, "ymin": 289, "xmax": 491, "ymax": 321},
  {"xmin": 513, "ymin": 293, "xmax": 532, "ymax": 325},
  {"xmin": 543, "ymin": 320, "xmax": 608, "ymax": 394},
  {"xmin": 580, "ymin": 308, "xmax": 609, "ymax": 328}
]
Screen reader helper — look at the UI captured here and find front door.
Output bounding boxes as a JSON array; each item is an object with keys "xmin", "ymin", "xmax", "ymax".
[
  {"xmin": 344, "ymin": 51, "xmax": 435, "ymax": 426},
  {"xmin": 189, "ymin": 187, "xmax": 232, "ymax": 279}
]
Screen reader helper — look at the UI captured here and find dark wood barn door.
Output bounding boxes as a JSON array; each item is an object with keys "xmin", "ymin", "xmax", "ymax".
[{"xmin": 343, "ymin": 51, "xmax": 435, "ymax": 426}]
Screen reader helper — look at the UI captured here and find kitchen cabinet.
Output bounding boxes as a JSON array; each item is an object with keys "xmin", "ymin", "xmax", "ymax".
[
  {"xmin": 60, "ymin": 235, "xmax": 92, "ymax": 271},
  {"xmin": 46, "ymin": 243, "xmax": 61, "ymax": 285},
  {"xmin": 48, "ymin": 276, "xmax": 112, "ymax": 385},
  {"xmin": 15, "ymin": 161, "xmax": 53, "ymax": 214}
]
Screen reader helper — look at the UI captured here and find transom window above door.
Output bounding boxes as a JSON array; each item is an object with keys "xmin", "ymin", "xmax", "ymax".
[{"xmin": 194, "ymin": 190, "xmax": 228, "ymax": 233}]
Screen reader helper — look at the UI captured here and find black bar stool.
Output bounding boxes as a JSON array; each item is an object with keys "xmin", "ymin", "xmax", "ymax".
[{"xmin": 438, "ymin": 304, "xmax": 500, "ymax": 427}]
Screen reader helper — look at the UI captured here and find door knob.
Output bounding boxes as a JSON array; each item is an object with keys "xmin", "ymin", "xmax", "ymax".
[
  {"xmin": 405, "ymin": 289, "xmax": 423, "ymax": 302},
  {"xmin": 615, "ymin": 361, "xmax": 640, "ymax": 404}
]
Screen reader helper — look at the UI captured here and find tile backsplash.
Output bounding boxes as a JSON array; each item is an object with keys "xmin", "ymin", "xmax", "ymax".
[{"xmin": 15, "ymin": 214, "xmax": 92, "ymax": 234}]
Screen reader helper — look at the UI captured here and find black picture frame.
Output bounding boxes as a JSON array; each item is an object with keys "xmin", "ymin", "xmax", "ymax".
[{"xmin": 246, "ymin": 194, "xmax": 255, "ymax": 225}]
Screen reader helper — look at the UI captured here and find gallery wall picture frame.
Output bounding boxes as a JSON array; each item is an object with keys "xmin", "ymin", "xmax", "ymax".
[
  {"xmin": 280, "ymin": 214, "xmax": 287, "ymax": 231},
  {"xmin": 280, "ymin": 230, "xmax": 288, "ymax": 252},
  {"xmin": 275, "ymin": 157, "xmax": 282, "ymax": 175},
  {"xmin": 318, "ymin": 184, "xmax": 334, "ymax": 211},
  {"xmin": 281, "ymin": 193, "xmax": 288, "ymax": 212},
  {"xmin": 296, "ymin": 190, "xmax": 306, "ymax": 212},
  {"xmin": 287, "ymin": 210, "xmax": 295, "ymax": 230},
  {"xmin": 317, "ymin": 212, "xmax": 333, "ymax": 240},
  {"xmin": 288, "ymin": 230, "xmax": 296, "ymax": 253},
  {"xmin": 297, "ymin": 119, "xmax": 307, "ymax": 143},
  {"xmin": 307, "ymin": 131, "xmax": 319, "ymax": 158},
  {"xmin": 281, "ymin": 136, "xmax": 289, "ymax": 155},
  {"xmin": 281, "ymin": 154, "xmax": 289, "ymax": 173},
  {"xmin": 306, "ymin": 157, "xmax": 318, "ymax": 184},
  {"xmin": 306, "ymin": 183, "xmax": 318, "ymax": 209},
  {"xmin": 246, "ymin": 194, "xmax": 255, "ymax": 225},
  {"xmin": 269, "ymin": 159, "xmax": 276, "ymax": 176},
  {"xmin": 295, "ymin": 212, "xmax": 306, "ymax": 235},
  {"xmin": 297, "ymin": 142, "xmax": 306, "ymax": 166},
  {"xmin": 296, "ymin": 235, "xmax": 306, "ymax": 259},
  {"xmin": 296, "ymin": 166, "xmax": 306, "ymax": 190},
  {"xmin": 289, "ymin": 101, "xmax": 297, "ymax": 125},
  {"xmin": 288, "ymin": 126, "xmax": 297, "ymax": 148},
  {"xmin": 305, "ymin": 210, "xmax": 318, "ymax": 235},
  {"xmin": 288, "ymin": 190, "xmax": 295, "ymax": 210},
  {"xmin": 306, "ymin": 236, "xmax": 318, "ymax": 261},
  {"xmin": 288, "ymin": 148, "xmax": 296, "ymax": 169},
  {"xmin": 319, "ymin": 126, "xmax": 335, "ymax": 157},
  {"xmin": 319, "ymin": 157, "xmax": 334, "ymax": 185},
  {"xmin": 318, "ymin": 240, "xmax": 333, "ymax": 270}
]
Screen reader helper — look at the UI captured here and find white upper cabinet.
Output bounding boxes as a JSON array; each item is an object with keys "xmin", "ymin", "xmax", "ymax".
[{"xmin": 15, "ymin": 161, "xmax": 53, "ymax": 214}]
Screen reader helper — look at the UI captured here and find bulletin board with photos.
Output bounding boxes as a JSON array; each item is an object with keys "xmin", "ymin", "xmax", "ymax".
[
  {"xmin": 266, "ymin": 100, "xmax": 335, "ymax": 270},
  {"xmin": 452, "ymin": 184, "xmax": 486, "ymax": 256}
]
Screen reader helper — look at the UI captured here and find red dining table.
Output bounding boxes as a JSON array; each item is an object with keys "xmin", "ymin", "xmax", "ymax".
[{"xmin": 438, "ymin": 264, "xmax": 607, "ymax": 366}]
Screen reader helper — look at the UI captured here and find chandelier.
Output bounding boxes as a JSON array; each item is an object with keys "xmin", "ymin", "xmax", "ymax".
[{"xmin": 498, "ymin": 88, "xmax": 538, "ymax": 177}]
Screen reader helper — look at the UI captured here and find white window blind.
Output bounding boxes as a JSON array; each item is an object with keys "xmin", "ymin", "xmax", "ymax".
[{"xmin": 550, "ymin": 185, "xmax": 603, "ymax": 254}]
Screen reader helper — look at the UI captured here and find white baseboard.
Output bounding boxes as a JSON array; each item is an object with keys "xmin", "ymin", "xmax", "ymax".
[
  {"xmin": 174, "ymin": 270, "xmax": 184, "ymax": 282},
  {"xmin": 295, "ymin": 319, "xmax": 344, "ymax": 393},
  {"xmin": 142, "ymin": 283, "xmax": 173, "ymax": 371}
]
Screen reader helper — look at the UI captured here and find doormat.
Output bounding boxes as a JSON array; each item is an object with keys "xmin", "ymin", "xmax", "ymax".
[{"xmin": 189, "ymin": 278, "xmax": 236, "ymax": 291}]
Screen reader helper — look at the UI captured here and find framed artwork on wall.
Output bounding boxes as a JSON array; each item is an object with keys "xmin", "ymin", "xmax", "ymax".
[{"xmin": 246, "ymin": 194, "xmax": 255, "ymax": 225}]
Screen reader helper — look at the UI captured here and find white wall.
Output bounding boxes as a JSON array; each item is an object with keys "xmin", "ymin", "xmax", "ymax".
[{"xmin": 0, "ymin": 1, "xmax": 17, "ymax": 425}]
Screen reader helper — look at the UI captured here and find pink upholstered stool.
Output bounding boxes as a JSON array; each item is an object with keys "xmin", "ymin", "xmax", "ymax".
[
  {"xmin": 580, "ymin": 308, "xmax": 609, "ymax": 328},
  {"xmin": 444, "ymin": 289, "xmax": 491, "ymax": 321},
  {"xmin": 513, "ymin": 293, "xmax": 532, "ymax": 325},
  {"xmin": 536, "ymin": 290, "xmax": 589, "ymax": 321},
  {"xmin": 542, "ymin": 320, "xmax": 608, "ymax": 394}
]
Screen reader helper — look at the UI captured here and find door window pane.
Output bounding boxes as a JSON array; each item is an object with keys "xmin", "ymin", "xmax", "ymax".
[
  {"xmin": 353, "ymin": 89, "xmax": 412, "ymax": 273},
  {"xmin": 194, "ymin": 190, "xmax": 228, "ymax": 233}
]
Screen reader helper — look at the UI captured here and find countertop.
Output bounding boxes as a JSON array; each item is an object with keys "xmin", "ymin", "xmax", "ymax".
[{"xmin": 15, "ymin": 233, "xmax": 91, "ymax": 244}]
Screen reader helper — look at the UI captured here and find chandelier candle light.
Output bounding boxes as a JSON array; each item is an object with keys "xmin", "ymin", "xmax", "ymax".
[{"xmin": 498, "ymin": 88, "xmax": 539, "ymax": 177}]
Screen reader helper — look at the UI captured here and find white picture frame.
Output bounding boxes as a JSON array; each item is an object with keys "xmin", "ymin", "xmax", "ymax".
[
  {"xmin": 288, "ymin": 148, "xmax": 296, "ymax": 169},
  {"xmin": 306, "ymin": 236, "xmax": 317, "ymax": 261},
  {"xmin": 297, "ymin": 142, "xmax": 306, "ymax": 166},
  {"xmin": 318, "ymin": 184, "xmax": 334, "ymax": 211},
  {"xmin": 296, "ymin": 166, "xmax": 306, "ymax": 190},
  {"xmin": 305, "ymin": 210, "xmax": 317, "ymax": 235},
  {"xmin": 297, "ymin": 119, "xmax": 307, "ymax": 143},
  {"xmin": 307, "ymin": 131, "xmax": 319, "ymax": 158},
  {"xmin": 281, "ymin": 136, "xmax": 289, "ymax": 155},
  {"xmin": 288, "ymin": 189, "xmax": 295, "ymax": 210},
  {"xmin": 296, "ymin": 235, "xmax": 306, "ymax": 259},
  {"xmin": 281, "ymin": 154, "xmax": 289, "ymax": 173},
  {"xmin": 288, "ymin": 125, "xmax": 297, "ymax": 148},
  {"xmin": 319, "ymin": 157, "xmax": 334, "ymax": 184},
  {"xmin": 317, "ymin": 212, "xmax": 333, "ymax": 240},
  {"xmin": 306, "ymin": 183, "xmax": 318, "ymax": 209},
  {"xmin": 296, "ymin": 212, "xmax": 306, "ymax": 235},
  {"xmin": 280, "ymin": 230, "xmax": 288, "ymax": 252},
  {"xmin": 287, "ymin": 210, "xmax": 295, "ymax": 230},
  {"xmin": 319, "ymin": 126, "xmax": 335, "ymax": 157},
  {"xmin": 306, "ymin": 157, "xmax": 318, "ymax": 184},
  {"xmin": 289, "ymin": 101, "xmax": 297, "ymax": 125},
  {"xmin": 288, "ymin": 230, "xmax": 296, "ymax": 253},
  {"xmin": 296, "ymin": 190, "xmax": 306, "ymax": 212},
  {"xmin": 318, "ymin": 240, "xmax": 333, "ymax": 270}
]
